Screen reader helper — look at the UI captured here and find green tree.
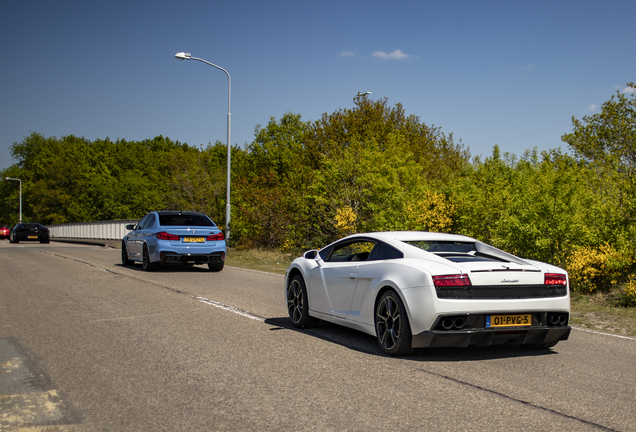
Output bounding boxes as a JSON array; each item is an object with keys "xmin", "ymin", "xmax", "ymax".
[
  {"xmin": 233, "ymin": 113, "xmax": 313, "ymax": 249},
  {"xmin": 561, "ymin": 83, "xmax": 636, "ymax": 245},
  {"xmin": 305, "ymin": 95, "xmax": 469, "ymax": 182}
]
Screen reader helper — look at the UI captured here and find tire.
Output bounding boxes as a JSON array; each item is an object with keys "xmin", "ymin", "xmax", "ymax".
[
  {"xmin": 375, "ymin": 290, "xmax": 412, "ymax": 356},
  {"xmin": 208, "ymin": 261, "xmax": 224, "ymax": 272},
  {"xmin": 286, "ymin": 274, "xmax": 318, "ymax": 328},
  {"xmin": 525, "ymin": 341, "xmax": 559, "ymax": 350},
  {"xmin": 121, "ymin": 242, "xmax": 133, "ymax": 266},
  {"xmin": 142, "ymin": 245, "xmax": 155, "ymax": 271}
]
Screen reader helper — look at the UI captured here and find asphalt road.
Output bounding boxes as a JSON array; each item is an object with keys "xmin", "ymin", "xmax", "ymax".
[{"xmin": 1, "ymin": 241, "xmax": 635, "ymax": 431}]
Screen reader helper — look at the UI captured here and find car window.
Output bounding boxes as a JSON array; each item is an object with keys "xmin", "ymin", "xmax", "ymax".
[
  {"xmin": 368, "ymin": 242, "xmax": 403, "ymax": 261},
  {"xmin": 319, "ymin": 246, "xmax": 332, "ymax": 261},
  {"xmin": 146, "ymin": 214, "xmax": 157, "ymax": 228},
  {"xmin": 405, "ymin": 241, "xmax": 477, "ymax": 253},
  {"xmin": 137, "ymin": 214, "xmax": 151, "ymax": 230},
  {"xmin": 159, "ymin": 214, "xmax": 215, "ymax": 227},
  {"xmin": 326, "ymin": 240, "xmax": 375, "ymax": 262},
  {"xmin": 404, "ymin": 240, "xmax": 507, "ymax": 263}
]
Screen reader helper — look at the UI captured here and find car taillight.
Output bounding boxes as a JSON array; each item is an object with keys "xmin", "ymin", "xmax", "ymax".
[
  {"xmin": 545, "ymin": 273, "xmax": 567, "ymax": 285},
  {"xmin": 156, "ymin": 232, "xmax": 180, "ymax": 241},
  {"xmin": 207, "ymin": 232, "xmax": 225, "ymax": 241},
  {"xmin": 433, "ymin": 274, "xmax": 471, "ymax": 287}
]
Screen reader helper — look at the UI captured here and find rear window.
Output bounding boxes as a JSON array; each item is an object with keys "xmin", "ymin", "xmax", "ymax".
[
  {"xmin": 21, "ymin": 223, "xmax": 46, "ymax": 229},
  {"xmin": 159, "ymin": 214, "xmax": 215, "ymax": 227},
  {"xmin": 404, "ymin": 240, "xmax": 505, "ymax": 263},
  {"xmin": 405, "ymin": 241, "xmax": 476, "ymax": 253}
]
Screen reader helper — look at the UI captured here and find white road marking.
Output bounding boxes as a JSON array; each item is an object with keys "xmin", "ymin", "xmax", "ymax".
[
  {"xmin": 572, "ymin": 326, "xmax": 636, "ymax": 341},
  {"xmin": 196, "ymin": 296, "xmax": 264, "ymax": 321}
]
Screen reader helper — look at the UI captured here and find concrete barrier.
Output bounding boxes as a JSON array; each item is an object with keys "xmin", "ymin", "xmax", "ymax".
[{"xmin": 47, "ymin": 219, "xmax": 140, "ymax": 240}]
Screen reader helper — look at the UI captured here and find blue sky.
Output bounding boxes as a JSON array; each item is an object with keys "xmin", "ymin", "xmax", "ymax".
[{"xmin": 1, "ymin": 0, "xmax": 635, "ymax": 170}]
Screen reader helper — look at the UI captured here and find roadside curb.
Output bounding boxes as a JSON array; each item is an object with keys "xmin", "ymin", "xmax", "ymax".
[{"xmin": 51, "ymin": 238, "xmax": 121, "ymax": 248}]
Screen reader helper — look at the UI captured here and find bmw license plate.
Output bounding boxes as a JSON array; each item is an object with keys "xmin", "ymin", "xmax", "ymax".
[
  {"xmin": 183, "ymin": 237, "xmax": 205, "ymax": 243},
  {"xmin": 486, "ymin": 314, "xmax": 531, "ymax": 328}
]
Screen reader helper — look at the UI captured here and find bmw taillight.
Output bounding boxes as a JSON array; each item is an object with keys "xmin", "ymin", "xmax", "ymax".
[
  {"xmin": 156, "ymin": 232, "xmax": 180, "ymax": 241},
  {"xmin": 433, "ymin": 274, "xmax": 471, "ymax": 287},
  {"xmin": 545, "ymin": 273, "xmax": 567, "ymax": 285},
  {"xmin": 207, "ymin": 232, "xmax": 225, "ymax": 241}
]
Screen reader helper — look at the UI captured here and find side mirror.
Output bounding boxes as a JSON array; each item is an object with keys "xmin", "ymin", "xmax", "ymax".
[
  {"xmin": 303, "ymin": 250, "xmax": 318, "ymax": 259},
  {"xmin": 126, "ymin": 224, "xmax": 136, "ymax": 230}
]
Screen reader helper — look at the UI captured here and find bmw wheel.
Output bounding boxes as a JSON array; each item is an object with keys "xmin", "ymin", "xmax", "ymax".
[
  {"xmin": 525, "ymin": 341, "xmax": 559, "ymax": 350},
  {"xmin": 142, "ymin": 245, "xmax": 155, "ymax": 271},
  {"xmin": 122, "ymin": 242, "xmax": 133, "ymax": 266},
  {"xmin": 286, "ymin": 274, "xmax": 317, "ymax": 328},
  {"xmin": 375, "ymin": 290, "xmax": 412, "ymax": 356},
  {"xmin": 208, "ymin": 261, "xmax": 224, "ymax": 272}
]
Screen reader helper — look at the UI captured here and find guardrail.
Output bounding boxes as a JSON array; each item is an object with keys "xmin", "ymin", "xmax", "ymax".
[{"xmin": 47, "ymin": 219, "xmax": 140, "ymax": 241}]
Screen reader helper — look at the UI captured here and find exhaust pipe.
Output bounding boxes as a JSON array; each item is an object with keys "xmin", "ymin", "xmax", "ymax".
[
  {"xmin": 453, "ymin": 317, "xmax": 466, "ymax": 329},
  {"xmin": 548, "ymin": 313, "xmax": 567, "ymax": 326},
  {"xmin": 441, "ymin": 318, "xmax": 454, "ymax": 330},
  {"xmin": 440, "ymin": 316, "xmax": 467, "ymax": 330}
]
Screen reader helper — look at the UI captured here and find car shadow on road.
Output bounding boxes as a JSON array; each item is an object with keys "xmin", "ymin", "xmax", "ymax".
[
  {"xmin": 117, "ymin": 263, "xmax": 214, "ymax": 273},
  {"xmin": 265, "ymin": 317, "xmax": 559, "ymax": 362}
]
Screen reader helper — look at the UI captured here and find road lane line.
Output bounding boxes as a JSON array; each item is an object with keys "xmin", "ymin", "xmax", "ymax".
[
  {"xmin": 195, "ymin": 296, "xmax": 264, "ymax": 321},
  {"xmin": 571, "ymin": 326, "xmax": 636, "ymax": 341}
]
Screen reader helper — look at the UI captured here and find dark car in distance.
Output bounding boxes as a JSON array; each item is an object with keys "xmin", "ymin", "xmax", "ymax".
[{"xmin": 10, "ymin": 223, "xmax": 50, "ymax": 244}]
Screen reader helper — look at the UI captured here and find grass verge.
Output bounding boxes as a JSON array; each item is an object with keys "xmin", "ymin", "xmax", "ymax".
[
  {"xmin": 570, "ymin": 294, "xmax": 636, "ymax": 337},
  {"xmin": 226, "ymin": 247, "xmax": 298, "ymax": 275}
]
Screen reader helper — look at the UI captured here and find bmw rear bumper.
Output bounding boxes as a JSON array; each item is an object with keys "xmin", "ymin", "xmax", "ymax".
[{"xmin": 159, "ymin": 251, "xmax": 225, "ymax": 265}]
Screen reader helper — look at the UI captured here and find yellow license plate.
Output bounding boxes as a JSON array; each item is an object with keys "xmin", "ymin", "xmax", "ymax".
[
  {"xmin": 28, "ymin": 235, "xmax": 38, "ymax": 239},
  {"xmin": 486, "ymin": 314, "xmax": 531, "ymax": 328},
  {"xmin": 183, "ymin": 237, "xmax": 205, "ymax": 243}
]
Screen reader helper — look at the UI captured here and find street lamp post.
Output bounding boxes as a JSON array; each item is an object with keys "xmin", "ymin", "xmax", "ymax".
[
  {"xmin": 5, "ymin": 177, "xmax": 22, "ymax": 223},
  {"xmin": 175, "ymin": 52, "xmax": 232, "ymax": 243}
]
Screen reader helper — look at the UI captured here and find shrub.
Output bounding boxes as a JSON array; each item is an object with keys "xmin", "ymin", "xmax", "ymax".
[
  {"xmin": 566, "ymin": 244, "xmax": 633, "ymax": 293},
  {"xmin": 619, "ymin": 278, "xmax": 636, "ymax": 307}
]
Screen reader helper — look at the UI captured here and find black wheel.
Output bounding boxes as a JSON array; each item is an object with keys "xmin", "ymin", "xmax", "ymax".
[
  {"xmin": 286, "ymin": 274, "xmax": 318, "ymax": 328},
  {"xmin": 208, "ymin": 261, "xmax": 224, "ymax": 272},
  {"xmin": 121, "ymin": 242, "xmax": 133, "ymax": 266},
  {"xmin": 142, "ymin": 245, "xmax": 155, "ymax": 271},
  {"xmin": 525, "ymin": 341, "xmax": 559, "ymax": 349},
  {"xmin": 375, "ymin": 290, "xmax": 412, "ymax": 356},
  {"xmin": 40, "ymin": 239, "xmax": 50, "ymax": 244}
]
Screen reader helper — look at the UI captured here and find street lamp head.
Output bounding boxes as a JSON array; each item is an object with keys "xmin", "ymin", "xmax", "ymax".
[{"xmin": 175, "ymin": 52, "xmax": 192, "ymax": 60}]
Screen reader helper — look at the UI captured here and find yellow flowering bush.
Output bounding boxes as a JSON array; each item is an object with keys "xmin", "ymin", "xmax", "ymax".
[
  {"xmin": 335, "ymin": 205, "xmax": 358, "ymax": 237},
  {"xmin": 566, "ymin": 244, "xmax": 633, "ymax": 293},
  {"xmin": 622, "ymin": 278, "xmax": 636, "ymax": 306},
  {"xmin": 404, "ymin": 191, "xmax": 457, "ymax": 233}
]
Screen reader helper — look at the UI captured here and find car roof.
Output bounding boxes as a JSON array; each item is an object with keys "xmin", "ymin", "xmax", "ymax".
[
  {"xmin": 345, "ymin": 231, "xmax": 476, "ymax": 243},
  {"xmin": 155, "ymin": 210, "xmax": 206, "ymax": 216}
]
